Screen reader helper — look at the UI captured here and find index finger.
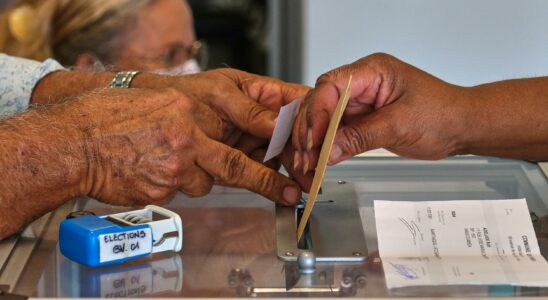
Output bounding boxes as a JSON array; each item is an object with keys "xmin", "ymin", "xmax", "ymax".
[{"xmin": 195, "ymin": 131, "xmax": 302, "ymax": 205}]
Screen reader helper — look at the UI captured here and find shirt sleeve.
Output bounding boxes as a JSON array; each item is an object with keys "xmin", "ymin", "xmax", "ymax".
[{"xmin": 0, "ymin": 53, "xmax": 65, "ymax": 117}]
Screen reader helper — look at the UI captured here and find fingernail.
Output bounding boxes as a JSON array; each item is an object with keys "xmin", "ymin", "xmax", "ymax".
[
  {"xmin": 283, "ymin": 185, "xmax": 300, "ymax": 204},
  {"xmin": 329, "ymin": 144, "xmax": 342, "ymax": 164},
  {"xmin": 306, "ymin": 128, "xmax": 313, "ymax": 151},
  {"xmin": 293, "ymin": 151, "xmax": 300, "ymax": 170},
  {"xmin": 302, "ymin": 152, "xmax": 309, "ymax": 176}
]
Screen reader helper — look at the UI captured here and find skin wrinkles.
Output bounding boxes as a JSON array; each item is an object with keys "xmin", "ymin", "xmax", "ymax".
[
  {"xmin": 293, "ymin": 52, "xmax": 548, "ymax": 178},
  {"xmin": 1, "ymin": 67, "xmax": 314, "ymax": 239}
]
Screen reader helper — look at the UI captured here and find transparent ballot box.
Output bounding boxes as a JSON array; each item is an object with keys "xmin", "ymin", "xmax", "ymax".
[{"xmin": 2, "ymin": 156, "xmax": 548, "ymax": 298}]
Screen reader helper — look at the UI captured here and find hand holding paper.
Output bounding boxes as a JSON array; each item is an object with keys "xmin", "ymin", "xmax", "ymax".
[
  {"xmin": 291, "ymin": 53, "xmax": 476, "ymax": 166},
  {"xmin": 295, "ymin": 76, "xmax": 352, "ymax": 242}
]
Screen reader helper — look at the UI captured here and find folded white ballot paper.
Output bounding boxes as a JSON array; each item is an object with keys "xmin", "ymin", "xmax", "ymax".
[
  {"xmin": 263, "ymin": 98, "xmax": 303, "ymax": 162},
  {"xmin": 373, "ymin": 199, "xmax": 548, "ymax": 289}
]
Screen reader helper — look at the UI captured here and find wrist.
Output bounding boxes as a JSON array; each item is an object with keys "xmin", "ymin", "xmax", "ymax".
[
  {"xmin": 35, "ymin": 98, "xmax": 101, "ymax": 198},
  {"xmin": 31, "ymin": 71, "xmax": 115, "ymax": 105},
  {"xmin": 0, "ymin": 107, "xmax": 88, "ymax": 206},
  {"xmin": 450, "ymin": 86, "xmax": 485, "ymax": 156},
  {"xmin": 50, "ymin": 108, "xmax": 92, "ymax": 199}
]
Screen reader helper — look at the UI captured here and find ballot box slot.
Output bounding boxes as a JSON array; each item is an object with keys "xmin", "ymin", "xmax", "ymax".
[
  {"xmin": 276, "ymin": 181, "xmax": 368, "ymax": 262},
  {"xmin": 296, "ymin": 205, "xmax": 312, "ymax": 250}
]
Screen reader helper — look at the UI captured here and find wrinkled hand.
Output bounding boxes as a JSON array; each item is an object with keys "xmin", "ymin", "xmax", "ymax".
[
  {"xmin": 155, "ymin": 69, "xmax": 312, "ymax": 188},
  {"xmin": 136, "ymin": 68, "xmax": 307, "ymax": 142},
  {"xmin": 293, "ymin": 53, "xmax": 472, "ymax": 177},
  {"xmin": 75, "ymin": 88, "xmax": 301, "ymax": 206}
]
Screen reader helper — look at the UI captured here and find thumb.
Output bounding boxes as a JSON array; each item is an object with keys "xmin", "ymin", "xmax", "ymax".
[
  {"xmin": 196, "ymin": 132, "xmax": 301, "ymax": 205},
  {"xmin": 328, "ymin": 110, "xmax": 396, "ymax": 165}
]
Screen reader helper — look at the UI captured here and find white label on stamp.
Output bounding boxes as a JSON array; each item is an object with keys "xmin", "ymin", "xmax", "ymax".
[
  {"xmin": 263, "ymin": 98, "xmax": 303, "ymax": 162},
  {"xmin": 99, "ymin": 228, "xmax": 152, "ymax": 263}
]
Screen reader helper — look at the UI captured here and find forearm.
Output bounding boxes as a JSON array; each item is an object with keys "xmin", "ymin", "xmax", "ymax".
[
  {"xmin": 0, "ymin": 106, "xmax": 87, "ymax": 239},
  {"xmin": 461, "ymin": 77, "xmax": 548, "ymax": 161}
]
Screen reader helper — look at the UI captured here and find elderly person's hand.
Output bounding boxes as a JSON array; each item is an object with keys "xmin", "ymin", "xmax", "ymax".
[
  {"xmin": 131, "ymin": 68, "xmax": 313, "ymax": 188},
  {"xmin": 132, "ymin": 68, "xmax": 308, "ymax": 141},
  {"xmin": 73, "ymin": 88, "xmax": 302, "ymax": 206},
  {"xmin": 0, "ymin": 87, "xmax": 304, "ymax": 239},
  {"xmin": 32, "ymin": 68, "xmax": 314, "ymax": 188},
  {"xmin": 205, "ymin": 69, "xmax": 314, "ymax": 189},
  {"xmin": 189, "ymin": 69, "xmax": 313, "ymax": 186}
]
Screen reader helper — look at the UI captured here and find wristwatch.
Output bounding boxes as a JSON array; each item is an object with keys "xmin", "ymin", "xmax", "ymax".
[{"xmin": 109, "ymin": 71, "xmax": 140, "ymax": 88}]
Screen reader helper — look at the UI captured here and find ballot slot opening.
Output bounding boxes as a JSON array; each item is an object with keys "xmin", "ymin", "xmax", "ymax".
[
  {"xmin": 276, "ymin": 182, "xmax": 367, "ymax": 262},
  {"xmin": 295, "ymin": 204, "xmax": 312, "ymax": 250}
]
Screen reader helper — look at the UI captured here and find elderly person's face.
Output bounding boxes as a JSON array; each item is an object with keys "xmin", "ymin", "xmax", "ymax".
[{"xmin": 112, "ymin": 0, "xmax": 198, "ymax": 73}]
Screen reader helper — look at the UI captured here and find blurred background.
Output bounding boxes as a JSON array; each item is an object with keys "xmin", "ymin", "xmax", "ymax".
[{"xmin": 1, "ymin": 0, "xmax": 548, "ymax": 86}]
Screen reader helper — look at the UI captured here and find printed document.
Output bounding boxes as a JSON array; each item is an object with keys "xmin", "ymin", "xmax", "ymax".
[{"xmin": 374, "ymin": 199, "xmax": 548, "ymax": 288}]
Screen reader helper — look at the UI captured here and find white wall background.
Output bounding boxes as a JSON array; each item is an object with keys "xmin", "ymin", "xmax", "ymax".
[{"xmin": 301, "ymin": 0, "xmax": 548, "ymax": 86}]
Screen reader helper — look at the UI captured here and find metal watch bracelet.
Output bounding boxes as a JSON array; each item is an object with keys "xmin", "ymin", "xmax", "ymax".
[{"xmin": 109, "ymin": 71, "xmax": 140, "ymax": 88}]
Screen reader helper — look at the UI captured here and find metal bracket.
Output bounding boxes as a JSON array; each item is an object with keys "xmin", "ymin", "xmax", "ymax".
[{"xmin": 276, "ymin": 181, "xmax": 367, "ymax": 262}]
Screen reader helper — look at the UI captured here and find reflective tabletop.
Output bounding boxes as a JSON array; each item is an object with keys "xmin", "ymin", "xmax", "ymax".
[{"xmin": 3, "ymin": 156, "xmax": 548, "ymax": 298}]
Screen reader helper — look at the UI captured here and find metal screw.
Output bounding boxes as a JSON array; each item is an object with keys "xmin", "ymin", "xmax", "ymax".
[
  {"xmin": 356, "ymin": 275, "xmax": 367, "ymax": 287},
  {"xmin": 228, "ymin": 279, "xmax": 238, "ymax": 287},
  {"xmin": 285, "ymin": 251, "xmax": 294, "ymax": 256},
  {"xmin": 352, "ymin": 251, "xmax": 362, "ymax": 256},
  {"xmin": 337, "ymin": 180, "xmax": 346, "ymax": 184},
  {"xmin": 341, "ymin": 276, "xmax": 353, "ymax": 288},
  {"xmin": 243, "ymin": 278, "xmax": 254, "ymax": 287}
]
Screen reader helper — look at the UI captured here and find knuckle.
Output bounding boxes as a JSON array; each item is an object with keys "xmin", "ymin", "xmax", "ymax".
[
  {"xmin": 210, "ymin": 82, "xmax": 230, "ymax": 98},
  {"xmin": 253, "ymin": 169, "xmax": 276, "ymax": 196},
  {"xmin": 161, "ymin": 159, "xmax": 182, "ymax": 177},
  {"xmin": 181, "ymin": 175, "xmax": 213, "ymax": 197},
  {"xmin": 191, "ymin": 181, "xmax": 213, "ymax": 197},
  {"xmin": 369, "ymin": 52, "xmax": 392, "ymax": 60},
  {"xmin": 366, "ymin": 52, "xmax": 398, "ymax": 74},
  {"xmin": 341, "ymin": 125, "xmax": 370, "ymax": 154},
  {"xmin": 144, "ymin": 188, "xmax": 174, "ymax": 203},
  {"xmin": 315, "ymin": 72, "xmax": 335, "ymax": 87},
  {"xmin": 171, "ymin": 126, "xmax": 196, "ymax": 150},
  {"xmin": 222, "ymin": 149, "xmax": 246, "ymax": 182},
  {"xmin": 159, "ymin": 87, "xmax": 184, "ymax": 103},
  {"xmin": 358, "ymin": 52, "xmax": 391, "ymax": 69},
  {"xmin": 245, "ymin": 104, "xmax": 269, "ymax": 124},
  {"xmin": 164, "ymin": 175, "xmax": 183, "ymax": 187},
  {"xmin": 173, "ymin": 94, "xmax": 194, "ymax": 112},
  {"xmin": 386, "ymin": 113, "xmax": 406, "ymax": 139},
  {"xmin": 163, "ymin": 87, "xmax": 181, "ymax": 97}
]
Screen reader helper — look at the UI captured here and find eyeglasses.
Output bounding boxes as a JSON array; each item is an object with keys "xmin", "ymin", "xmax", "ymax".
[{"xmin": 129, "ymin": 40, "xmax": 208, "ymax": 69}]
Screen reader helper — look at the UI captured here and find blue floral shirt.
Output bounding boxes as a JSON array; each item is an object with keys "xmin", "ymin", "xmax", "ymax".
[{"xmin": 0, "ymin": 53, "xmax": 65, "ymax": 117}]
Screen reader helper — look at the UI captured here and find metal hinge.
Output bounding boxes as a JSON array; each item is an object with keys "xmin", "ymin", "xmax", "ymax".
[{"xmin": 0, "ymin": 288, "xmax": 27, "ymax": 300}]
